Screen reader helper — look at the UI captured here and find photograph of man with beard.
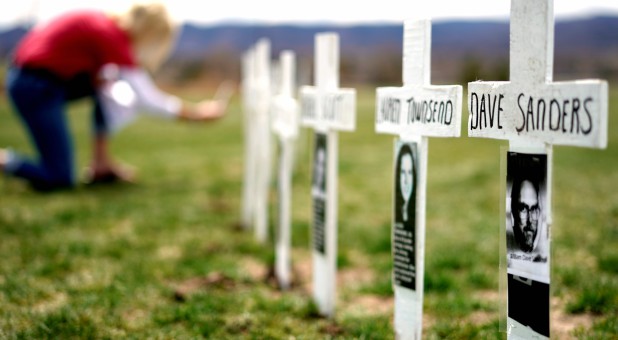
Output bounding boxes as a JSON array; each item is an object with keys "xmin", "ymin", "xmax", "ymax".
[
  {"xmin": 505, "ymin": 151, "xmax": 550, "ymax": 338},
  {"xmin": 506, "ymin": 152, "xmax": 548, "ymax": 264}
]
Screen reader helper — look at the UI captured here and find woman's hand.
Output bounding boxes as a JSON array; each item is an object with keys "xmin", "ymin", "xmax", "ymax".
[{"xmin": 179, "ymin": 99, "xmax": 227, "ymax": 121}]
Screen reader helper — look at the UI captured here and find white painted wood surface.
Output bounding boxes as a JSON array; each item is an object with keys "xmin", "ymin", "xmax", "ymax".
[
  {"xmin": 253, "ymin": 39, "xmax": 273, "ymax": 244},
  {"xmin": 466, "ymin": 1, "xmax": 608, "ymax": 339},
  {"xmin": 375, "ymin": 19, "xmax": 463, "ymax": 340},
  {"xmin": 272, "ymin": 51, "xmax": 299, "ymax": 290},
  {"xmin": 468, "ymin": 0, "xmax": 608, "ymax": 149},
  {"xmin": 376, "ymin": 20, "xmax": 462, "ymax": 138},
  {"xmin": 241, "ymin": 46, "xmax": 257, "ymax": 230},
  {"xmin": 300, "ymin": 33, "xmax": 357, "ymax": 317}
]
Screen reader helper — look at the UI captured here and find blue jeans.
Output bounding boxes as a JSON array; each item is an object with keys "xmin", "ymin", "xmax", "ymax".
[{"xmin": 5, "ymin": 67, "xmax": 107, "ymax": 191}]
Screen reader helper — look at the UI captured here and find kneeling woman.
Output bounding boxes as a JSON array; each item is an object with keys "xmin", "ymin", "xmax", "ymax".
[{"xmin": 1, "ymin": 2, "xmax": 229, "ymax": 191}]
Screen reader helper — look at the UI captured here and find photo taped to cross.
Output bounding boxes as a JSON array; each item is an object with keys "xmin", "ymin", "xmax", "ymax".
[
  {"xmin": 312, "ymin": 132, "xmax": 328, "ymax": 254},
  {"xmin": 506, "ymin": 151, "xmax": 550, "ymax": 339},
  {"xmin": 393, "ymin": 140, "xmax": 418, "ymax": 291},
  {"xmin": 506, "ymin": 151, "xmax": 549, "ymax": 280}
]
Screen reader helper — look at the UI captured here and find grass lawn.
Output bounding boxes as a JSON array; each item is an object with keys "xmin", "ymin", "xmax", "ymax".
[{"xmin": 0, "ymin": 84, "xmax": 616, "ymax": 339}]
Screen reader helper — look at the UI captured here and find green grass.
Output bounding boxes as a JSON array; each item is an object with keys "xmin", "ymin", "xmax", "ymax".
[{"xmin": 1, "ymin": 84, "xmax": 617, "ymax": 339}]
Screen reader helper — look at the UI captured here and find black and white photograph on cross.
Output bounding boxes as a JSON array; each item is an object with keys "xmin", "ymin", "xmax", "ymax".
[
  {"xmin": 505, "ymin": 151, "xmax": 551, "ymax": 339},
  {"xmin": 0, "ymin": 0, "xmax": 615, "ymax": 337},
  {"xmin": 312, "ymin": 133, "xmax": 327, "ymax": 254},
  {"xmin": 393, "ymin": 140, "xmax": 418, "ymax": 291},
  {"xmin": 506, "ymin": 151, "xmax": 549, "ymax": 277}
]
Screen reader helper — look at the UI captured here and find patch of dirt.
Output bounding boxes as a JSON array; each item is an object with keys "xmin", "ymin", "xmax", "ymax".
[
  {"xmin": 207, "ymin": 197, "xmax": 231, "ymax": 213},
  {"xmin": 110, "ymin": 218, "xmax": 134, "ymax": 237},
  {"xmin": 157, "ymin": 245, "xmax": 182, "ymax": 260},
  {"xmin": 551, "ymin": 297, "xmax": 598, "ymax": 339},
  {"xmin": 293, "ymin": 249, "xmax": 379, "ymax": 290},
  {"xmin": 468, "ymin": 310, "xmax": 496, "ymax": 325},
  {"xmin": 203, "ymin": 242, "xmax": 225, "ymax": 254},
  {"xmin": 474, "ymin": 289, "xmax": 501, "ymax": 303},
  {"xmin": 338, "ymin": 266, "xmax": 374, "ymax": 291},
  {"xmin": 173, "ymin": 272, "xmax": 236, "ymax": 302},
  {"xmin": 465, "ymin": 290, "xmax": 601, "ymax": 338},
  {"xmin": 33, "ymin": 292, "xmax": 67, "ymax": 314},
  {"xmin": 242, "ymin": 258, "xmax": 269, "ymax": 282},
  {"xmin": 343, "ymin": 295, "xmax": 393, "ymax": 316},
  {"xmin": 422, "ymin": 313, "xmax": 436, "ymax": 332},
  {"xmin": 320, "ymin": 322, "xmax": 345, "ymax": 337},
  {"xmin": 122, "ymin": 308, "xmax": 148, "ymax": 329},
  {"xmin": 467, "ymin": 289, "xmax": 502, "ymax": 325},
  {"xmin": 293, "ymin": 254, "xmax": 313, "ymax": 293},
  {"xmin": 229, "ymin": 221, "xmax": 247, "ymax": 232}
]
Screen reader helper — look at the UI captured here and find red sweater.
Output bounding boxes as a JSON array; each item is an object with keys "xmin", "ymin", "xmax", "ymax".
[{"xmin": 14, "ymin": 10, "xmax": 136, "ymax": 82}]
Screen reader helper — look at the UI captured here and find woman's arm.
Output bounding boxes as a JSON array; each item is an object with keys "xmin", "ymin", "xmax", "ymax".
[{"xmin": 114, "ymin": 66, "xmax": 227, "ymax": 121}]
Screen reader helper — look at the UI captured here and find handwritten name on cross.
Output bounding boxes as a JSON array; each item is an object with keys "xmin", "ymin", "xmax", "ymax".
[
  {"xmin": 272, "ymin": 51, "xmax": 299, "ymax": 290},
  {"xmin": 375, "ymin": 20, "xmax": 462, "ymax": 340},
  {"xmin": 376, "ymin": 21, "xmax": 461, "ymax": 138},
  {"xmin": 300, "ymin": 35, "xmax": 355, "ymax": 132},
  {"xmin": 467, "ymin": 1, "xmax": 608, "ymax": 338},
  {"xmin": 300, "ymin": 33, "xmax": 356, "ymax": 317},
  {"xmin": 468, "ymin": 1, "xmax": 607, "ymax": 149}
]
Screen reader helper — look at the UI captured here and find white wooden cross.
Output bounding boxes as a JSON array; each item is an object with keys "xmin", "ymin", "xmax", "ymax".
[
  {"xmin": 246, "ymin": 39, "xmax": 273, "ymax": 244},
  {"xmin": 375, "ymin": 19, "xmax": 463, "ymax": 340},
  {"xmin": 241, "ymin": 45, "xmax": 257, "ymax": 231},
  {"xmin": 467, "ymin": 1, "xmax": 608, "ymax": 338},
  {"xmin": 271, "ymin": 51, "xmax": 299, "ymax": 290},
  {"xmin": 300, "ymin": 33, "xmax": 356, "ymax": 317}
]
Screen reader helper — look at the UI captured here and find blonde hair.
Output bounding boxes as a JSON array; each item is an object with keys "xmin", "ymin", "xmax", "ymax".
[{"xmin": 110, "ymin": 2, "xmax": 178, "ymax": 71}]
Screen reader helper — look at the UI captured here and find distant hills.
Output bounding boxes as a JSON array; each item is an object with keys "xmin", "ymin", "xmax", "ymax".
[
  {"xmin": 1, "ymin": 16, "xmax": 617, "ymax": 84},
  {"xmin": 0, "ymin": 26, "xmax": 27, "ymax": 60},
  {"xmin": 170, "ymin": 16, "xmax": 618, "ymax": 57}
]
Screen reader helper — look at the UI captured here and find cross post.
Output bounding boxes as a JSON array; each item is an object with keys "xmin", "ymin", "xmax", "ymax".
[
  {"xmin": 241, "ymin": 46, "xmax": 257, "ymax": 230},
  {"xmin": 272, "ymin": 50, "xmax": 299, "ymax": 290},
  {"xmin": 300, "ymin": 33, "xmax": 356, "ymax": 317},
  {"xmin": 252, "ymin": 39, "xmax": 273, "ymax": 244},
  {"xmin": 467, "ymin": 1, "xmax": 608, "ymax": 338},
  {"xmin": 375, "ymin": 19, "xmax": 463, "ymax": 340}
]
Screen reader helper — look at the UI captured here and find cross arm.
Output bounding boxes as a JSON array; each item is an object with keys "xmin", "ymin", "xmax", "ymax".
[
  {"xmin": 468, "ymin": 80, "xmax": 608, "ymax": 148},
  {"xmin": 375, "ymin": 84, "xmax": 462, "ymax": 137},
  {"xmin": 300, "ymin": 86, "xmax": 356, "ymax": 132}
]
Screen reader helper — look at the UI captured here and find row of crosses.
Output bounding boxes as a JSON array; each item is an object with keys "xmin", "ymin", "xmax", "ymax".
[{"xmin": 241, "ymin": 1, "xmax": 607, "ymax": 338}]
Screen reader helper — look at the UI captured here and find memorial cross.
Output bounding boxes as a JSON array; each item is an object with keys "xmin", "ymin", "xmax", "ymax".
[
  {"xmin": 251, "ymin": 39, "xmax": 273, "ymax": 243},
  {"xmin": 240, "ymin": 45, "xmax": 257, "ymax": 230},
  {"xmin": 272, "ymin": 51, "xmax": 299, "ymax": 290},
  {"xmin": 300, "ymin": 33, "xmax": 356, "ymax": 317},
  {"xmin": 375, "ymin": 19, "xmax": 463, "ymax": 340},
  {"xmin": 467, "ymin": 1, "xmax": 607, "ymax": 338}
]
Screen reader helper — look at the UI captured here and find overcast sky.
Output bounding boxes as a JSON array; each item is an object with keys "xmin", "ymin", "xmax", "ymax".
[{"xmin": 2, "ymin": 0, "xmax": 618, "ymax": 27}]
